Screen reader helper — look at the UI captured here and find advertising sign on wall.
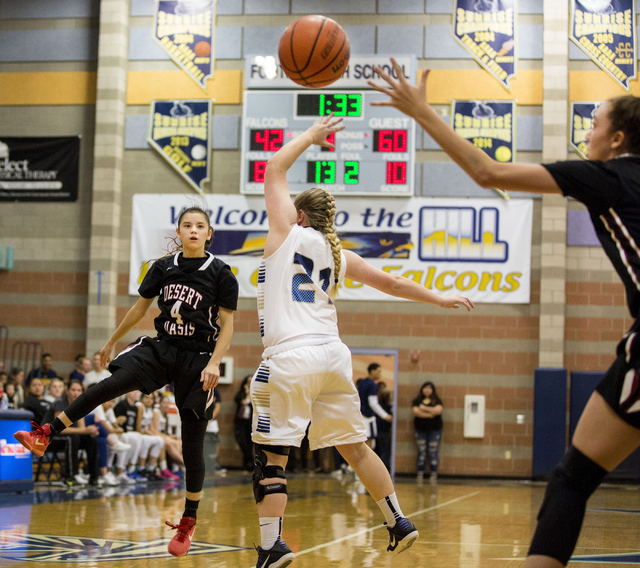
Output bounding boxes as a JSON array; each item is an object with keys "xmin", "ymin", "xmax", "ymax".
[
  {"xmin": 129, "ymin": 194, "xmax": 533, "ymax": 304},
  {"xmin": 0, "ymin": 137, "xmax": 80, "ymax": 202}
]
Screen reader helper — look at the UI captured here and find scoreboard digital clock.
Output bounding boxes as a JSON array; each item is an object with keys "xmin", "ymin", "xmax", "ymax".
[{"xmin": 240, "ymin": 90, "xmax": 415, "ymax": 196}]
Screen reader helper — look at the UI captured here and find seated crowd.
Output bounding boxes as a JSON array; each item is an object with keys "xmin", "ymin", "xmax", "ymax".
[{"xmin": 0, "ymin": 353, "xmax": 187, "ymax": 487}]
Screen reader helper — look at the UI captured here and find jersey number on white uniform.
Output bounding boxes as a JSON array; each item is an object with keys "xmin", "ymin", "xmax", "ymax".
[
  {"xmin": 292, "ymin": 253, "xmax": 331, "ymax": 304},
  {"xmin": 170, "ymin": 300, "xmax": 184, "ymax": 324}
]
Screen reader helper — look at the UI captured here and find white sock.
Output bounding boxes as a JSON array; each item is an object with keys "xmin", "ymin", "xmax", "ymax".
[
  {"xmin": 172, "ymin": 464, "xmax": 179, "ymax": 472},
  {"xmin": 146, "ymin": 465, "xmax": 155, "ymax": 472},
  {"xmin": 159, "ymin": 460, "xmax": 167, "ymax": 470},
  {"xmin": 127, "ymin": 465, "xmax": 135, "ymax": 474},
  {"xmin": 259, "ymin": 517, "xmax": 282, "ymax": 550},
  {"xmin": 376, "ymin": 493, "xmax": 403, "ymax": 527}
]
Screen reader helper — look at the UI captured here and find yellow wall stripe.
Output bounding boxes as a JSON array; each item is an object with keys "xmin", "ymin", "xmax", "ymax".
[
  {"xmin": 126, "ymin": 70, "xmax": 243, "ymax": 105},
  {"xmin": 5, "ymin": 69, "xmax": 634, "ymax": 107},
  {"xmin": 570, "ymin": 71, "xmax": 640, "ymax": 100},
  {"xmin": 424, "ymin": 70, "xmax": 543, "ymax": 105},
  {"xmin": 0, "ymin": 72, "xmax": 97, "ymax": 105}
]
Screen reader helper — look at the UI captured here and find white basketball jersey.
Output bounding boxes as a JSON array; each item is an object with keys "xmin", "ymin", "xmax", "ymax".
[{"xmin": 258, "ymin": 225, "xmax": 346, "ymax": 348}]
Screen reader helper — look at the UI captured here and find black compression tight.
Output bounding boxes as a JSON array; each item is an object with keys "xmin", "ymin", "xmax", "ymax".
[
  {"xmin": 61, "ymin": 368, "xmax": 144, "ymax": 424},
  {"xmin": 181, "ymin": 418, "xmax": 208, "ymax": 494}
]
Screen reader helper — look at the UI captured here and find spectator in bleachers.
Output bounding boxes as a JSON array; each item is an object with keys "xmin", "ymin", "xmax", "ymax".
[
  {"xmin": 69, "ymin": 355, "xmax": 92, "ymax": 384},
  {"xmin": 2, "ymin": 381, "xmax": 16, "ymax": 409},
  {"xmin": 155, "ymin": 395, "xmax": 185, "ymax": 477},
  {"xmin": 83, "ymin": 352, "xmax": 111, "ymax": 388},
  {"xmin": 42, "ymin": 380, "xmax": 100, "ymax": 486},
  {"xmin": 9, "ymin": 368, "xmax": 25, "ymax": 408},
  {"xmin": 21, "ymin": 378, "xmax": 52, "ymax": 425},
  {"xmin": 137, "ymin": 392, "xmax": 170, "ymax": 480},
  {"xmin": 234, "ymin": 375, "xmax": 253, "ymax": 472},
  {"xmin": 26, "ymin": 353, "xmax": 57, "ymax": 386},
  {"xmin": 0, "ymin": 371, "xmax": 8, "ymax": 385},
  {"xmin": 114, "ymin": 391, "xmax": 154, "ymax": 483},
  {"xmin": 94, "ymin": 398, "xmax": 139, "ymax": 485},
  {"xmin": 44, "ymin": 377, "xmax": 65, "ymax": 404}
]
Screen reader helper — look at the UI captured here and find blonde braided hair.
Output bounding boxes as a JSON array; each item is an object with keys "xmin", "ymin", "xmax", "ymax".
[{"xmin": 294, "ymin": 188, "xmax": 342, "ymax": 300}]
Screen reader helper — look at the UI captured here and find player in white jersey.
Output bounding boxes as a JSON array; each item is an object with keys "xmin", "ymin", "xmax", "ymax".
[{"xmin": 251, "ymin": 113, "xmax": 475, "ymax": 568}]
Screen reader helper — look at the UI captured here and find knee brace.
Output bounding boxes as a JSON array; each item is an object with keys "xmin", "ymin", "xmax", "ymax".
[
  {"xmin": 528, "ymin": 445, "xmax": 607, "ymax": 565},
  {"xmin": 253, "ymin": 444, "xmax": 289, "ymax": 504}
]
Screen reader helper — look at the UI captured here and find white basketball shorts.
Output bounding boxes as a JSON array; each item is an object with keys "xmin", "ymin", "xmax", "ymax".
[{"xmin": 250, "ymin": 338, "xmax": 368, "ymax": 450}]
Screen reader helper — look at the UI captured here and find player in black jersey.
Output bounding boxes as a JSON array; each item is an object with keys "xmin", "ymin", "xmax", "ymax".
[
  {"xmin": 371, "ymin": 59, "xmax": 640, "ymax": 568},
  {"xmin": 14, "ymin": 206, "xmax": 239, "ymax": 558}
]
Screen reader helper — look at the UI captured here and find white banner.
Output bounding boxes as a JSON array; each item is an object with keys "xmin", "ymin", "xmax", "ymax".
[{"xmin": 129, "ymin": 194, "xmax": 533, "ymax": 303}]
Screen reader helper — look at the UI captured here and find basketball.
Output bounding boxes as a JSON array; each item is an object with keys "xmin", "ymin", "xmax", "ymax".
[{"xmin": 278, "ymin": 15, "xmax": 350, "ymax": 88}]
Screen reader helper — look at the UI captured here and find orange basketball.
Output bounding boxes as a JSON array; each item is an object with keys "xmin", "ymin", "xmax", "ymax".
[
  {"xmin": 194, "ymin": 41, "xmax": 211, "ymax": 57},
  {"xmin": 278, "ymin": 15, "xmax": 350, "ymax": 88}
]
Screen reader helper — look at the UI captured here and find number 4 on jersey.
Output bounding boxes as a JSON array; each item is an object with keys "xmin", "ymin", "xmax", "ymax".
[{"xmin": 170, "ymin": 300, "xmax": 184, "ymax": 324}]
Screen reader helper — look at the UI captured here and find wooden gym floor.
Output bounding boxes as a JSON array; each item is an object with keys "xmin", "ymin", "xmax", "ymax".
[{"xmin": 1, "ymin": 473, "xmax": 640, "ymax": 567}]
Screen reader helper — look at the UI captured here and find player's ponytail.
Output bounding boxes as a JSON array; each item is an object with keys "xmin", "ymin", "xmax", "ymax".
[{"xmin": 294, "ymin": 188, "xmax": 342, "ymax": 300}]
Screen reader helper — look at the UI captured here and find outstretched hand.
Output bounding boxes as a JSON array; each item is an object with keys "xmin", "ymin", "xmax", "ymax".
[
  {"xmin": 368, "ymin": 57, "xmax": 431, "ymax": 118},
  {"xmin": 307, "ymin": 113, "xmax": 345, "ymax": 149},
  {"xmin": 440, "ymin": 295, "xmax": 475, "ymax": 311}
]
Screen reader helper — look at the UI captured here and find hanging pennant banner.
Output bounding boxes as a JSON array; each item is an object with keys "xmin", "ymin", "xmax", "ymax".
[
  {"xmin": 451, "ymin": 100, "xmax": 515, "ymax": 199},
  {"xmin": 570, "ymin": 101, "xmax": 603, "ymax": 159},
  {"xmin": 148, "ymin": 100, "xmax": 211, "ymax": 195},
  {"xmin": 570, "ymin": 0, "xmax": 636, "ymax": 91},
  {"xmin": 453, "ymin": 0, "xmax": 517, "ymax": 90},
  {"xmin": 153, "ymin": 0, "xmax": 216, "ymax": 89}
]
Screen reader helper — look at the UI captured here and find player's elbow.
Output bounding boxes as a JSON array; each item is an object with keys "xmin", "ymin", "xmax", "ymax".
[{"xmin": 474, "ymin": 166, "xmax": 497, "ymax": 189}]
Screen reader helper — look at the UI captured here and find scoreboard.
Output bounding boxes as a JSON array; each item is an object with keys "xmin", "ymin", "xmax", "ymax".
[{"xmin": 240, "ymin": 90, "xmax": 415, "ymax": 196}]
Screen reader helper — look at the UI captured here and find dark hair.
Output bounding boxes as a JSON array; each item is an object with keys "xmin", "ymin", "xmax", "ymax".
[
  {"xmin": 377, "ymin": 381, "xmax": 391, "ymax": 406},
  {"xmin": 10, "ymin": 367, "xmax": 22, "ymax": 378},
  {"xmin": 412, "ymin": 381, "xmax": 441, "ymax": 407},
  {"xmin": 42, "ymin": 353, "xmax": 52, "ymax": 360},
  {"xmin": 367, "ymin": 363, "xmax": 381, "ymax": 374},
  {"xmin": 608, "ymin": 95, "xmax": 640, "ymax": 155},
  {"xmin": 68, "ymin": 379, "xmax": 83, "ymax": 390}
]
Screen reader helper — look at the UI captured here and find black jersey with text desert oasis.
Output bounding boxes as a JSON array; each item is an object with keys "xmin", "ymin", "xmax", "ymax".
[{"xmin": 138, "ymin": 252, "xmax": 238, "ymax": 348}]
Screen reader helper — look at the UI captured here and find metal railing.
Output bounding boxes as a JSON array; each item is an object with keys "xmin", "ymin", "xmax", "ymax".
[{"xmin": 10, "ymin": 340, "xmax": 43, "ymax": 376}]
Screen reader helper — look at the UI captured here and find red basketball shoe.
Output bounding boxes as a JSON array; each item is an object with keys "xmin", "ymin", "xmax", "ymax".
[
  {"xmin": 13, "ymin": 422, "xmax": 52, "ymax": 457},
  {"xmin": 166, "ymin": 516, "xmax": 196, "ymax": 557}
]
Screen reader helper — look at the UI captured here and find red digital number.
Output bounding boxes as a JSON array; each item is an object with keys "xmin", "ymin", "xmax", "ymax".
[
  {"xmin": 376, "ymin": 130, "xmax": 407, "ymax": 152},
  {"xmin": 386, "ymin": 162, "xmax": 406, "ymax": 184},
  {"xmin": 252, "ymin": 129, "xmax": 284, "ymax": 152},
  {"xmin": 320, "ymin": 132, "xmax": 335, "ymax": 152},
  {"xmin": 250, "ymin": 160, "xmax": 267, "ymax": 183},
  {"xmin": 270, "ymin": 129, "xmax": 283, "ymax": 151}
]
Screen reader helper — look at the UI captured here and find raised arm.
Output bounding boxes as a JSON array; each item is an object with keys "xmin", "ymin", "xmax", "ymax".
[
  {"xmin": 100, "ymin": 296, "xmax": 155, "ymax": 366},
  {"xmin": 368, "ymin": 59, "xmax": 562, "ymax": 195},
  {"xmin": 343, "ymin": 250, "xmax": 474, "ymax": 310},
  {"xmin": 263, "ymin": 114, "xmax": 345, "ymax": 256}
]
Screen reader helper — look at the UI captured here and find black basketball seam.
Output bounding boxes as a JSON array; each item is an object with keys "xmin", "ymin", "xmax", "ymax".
[
  {"xmin": 288, "ymin": 19, "xmax": 302, "ymax": 73},
  {"xmin": 299, "ymin": 35, "xmax": 349, "ymax": 83},
  {"xmin": 293, "ymin": 16, "xmax": 328, "ymax": 75}
]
